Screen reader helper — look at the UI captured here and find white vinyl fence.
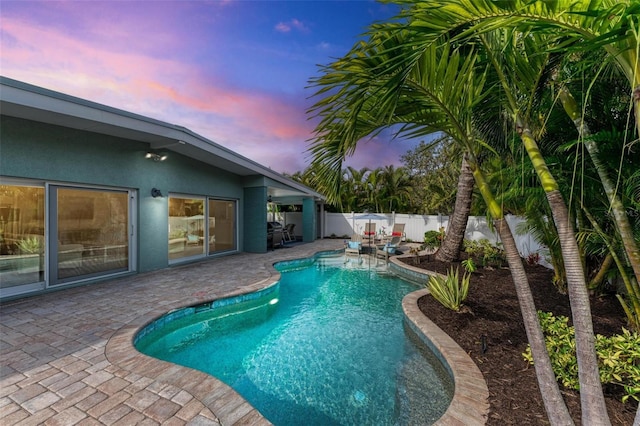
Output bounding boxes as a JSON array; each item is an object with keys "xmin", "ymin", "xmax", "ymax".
[{"xmin": 323, "ymin": 212, "xmax": 545, "ymax": 259}]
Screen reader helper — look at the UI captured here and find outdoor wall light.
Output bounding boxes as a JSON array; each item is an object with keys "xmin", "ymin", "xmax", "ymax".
[
  {"xmin": 151, "ymin": 188, "xmax": 163, "ymax": 198},
  {"xmin": 145, "ymin": 152, "xmax": 168, "ymax": 161},
  {"xmin": 267, "ymin": 195, "xmax": 273, "ymax": 203}
]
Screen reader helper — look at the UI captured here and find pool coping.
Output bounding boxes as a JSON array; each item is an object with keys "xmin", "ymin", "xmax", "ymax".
[
  {"xmin": 392, "ymin": 255, "xmax": 490, "ymax": 425},
  {"xmin": 105, "ymin": 250, "xmax": 489, "ymax": 425}
]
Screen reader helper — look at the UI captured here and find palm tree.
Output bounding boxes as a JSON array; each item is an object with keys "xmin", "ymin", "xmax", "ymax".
[
  {"xmin": 557, "ymin": 84, "xmax": 640, "ymax": 326},
  {"xmin": 307, "ymin": 31, "xmax": 574, "ymax": 425},
  {"xmin": 384, "ymin": 2, "xmax": 640, "ymax": 422},
  {"xmin": 435, "ymin": 156, "xmax": 474, "ymax": 262},
  {"xmin": 377, "ymin": 165, "xmax": 414, "ymax": 213}
]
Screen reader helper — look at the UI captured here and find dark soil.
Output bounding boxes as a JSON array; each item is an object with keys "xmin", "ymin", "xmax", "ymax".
[{"xmin": 402, "ymin": 253, "xmax": 638, "ymax": 426}]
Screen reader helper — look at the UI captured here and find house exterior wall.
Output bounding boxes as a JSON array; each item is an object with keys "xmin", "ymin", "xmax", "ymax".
[
  {"xmin": 243, "ymin": 186, "xmax": 267, "ymax": 253},
  {"xmin": 1, "ymin": 115, "xmax": 246, "ymax": 273},
  {"xmin": 302, "ymin": 198, "xmax": 316, "ymax": 242}
]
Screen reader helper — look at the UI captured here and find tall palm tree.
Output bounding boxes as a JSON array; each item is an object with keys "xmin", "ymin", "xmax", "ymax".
[
  {"xmin": 557, "ymin": 84, "xmax": 640, "ymax": 326},
  {"xmin": 435, "ymin": 156, "xmax": 474, "ymax": 262},
  {"xmin": 383, "ymin": 2, "xmax": 640, "ymax": 422},
  {"xmin": 307, "ymin": 32, "xmax": 574, "ymax": 425}
]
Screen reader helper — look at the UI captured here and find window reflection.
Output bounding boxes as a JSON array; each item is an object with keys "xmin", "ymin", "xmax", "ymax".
[
  {"xmin": 209, "ymin": 199, "xmax": 236, "ymax": 253},
  {"xmin": 56, "ymin": 188, "xmax": 129, "ymax": 281},
  {"xmin": 168, "ymin": 196, "xmax": 205, "ymax": 260},
  {"xmin": 0, "ymin": 185, "xmax": 45, "ymax": 288}
]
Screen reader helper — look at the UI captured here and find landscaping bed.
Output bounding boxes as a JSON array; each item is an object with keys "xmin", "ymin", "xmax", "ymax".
[{"xmin": 403, "ymin": 254, "xmax": 638, "ymax": 425}]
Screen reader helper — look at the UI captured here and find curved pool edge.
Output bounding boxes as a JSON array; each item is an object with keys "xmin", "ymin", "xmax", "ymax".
[
  {"xmin": 104, "ymin": 249, "xmax": 342, "ymax": 426},
  {"xmin": 394, "ymin": 256, "xmax": 490, "ymax": 425},
  {"xmin": 105, "ymin": 277, "xmax": 280, "ymax": 425},
  {"xmin": 105, "ymin": 249, "xmax": 488, "ymax": 425}
]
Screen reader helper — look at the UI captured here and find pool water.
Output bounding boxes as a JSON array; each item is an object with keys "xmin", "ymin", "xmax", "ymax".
[{"xmin": 135, "ymin": 255, "xmax": 453, "ymax": 425}]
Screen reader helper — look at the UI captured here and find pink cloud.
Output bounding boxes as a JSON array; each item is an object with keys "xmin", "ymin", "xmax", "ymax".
[
  {"xmin": 1, "ymin": 15, "xmax": 312, "ymax": 152},
  {"xmin": 1, "ymin": 10, "xmax": 413, "ymax": 175}
]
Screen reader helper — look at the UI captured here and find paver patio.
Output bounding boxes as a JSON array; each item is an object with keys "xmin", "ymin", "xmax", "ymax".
[{"xmin": 1, "ymin": 240, "xmax": 488, "ymax": 425}]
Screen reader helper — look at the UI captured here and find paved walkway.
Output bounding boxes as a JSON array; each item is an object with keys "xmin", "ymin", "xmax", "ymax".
[{"xmin": 1, "ymin": 239, "xmax": 489, "ymax": 425}]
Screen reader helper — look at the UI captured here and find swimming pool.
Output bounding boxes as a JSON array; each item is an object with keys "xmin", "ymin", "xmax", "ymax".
[{"xmin": 135, "ymin": 254, "xmax": 453, "ymax": 425}]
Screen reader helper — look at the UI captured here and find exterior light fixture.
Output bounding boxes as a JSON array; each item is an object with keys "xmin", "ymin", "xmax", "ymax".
[
  {"xmin": 267, "ymin": 195, "xmax": 272, "ymax": 202},
  {"xmin": 151, "ymin": 188, "xmax": 163, "ymax": 198},
  {"xmin": 145, "ymin": 152, "xmax": 167, "ymax": 161}
]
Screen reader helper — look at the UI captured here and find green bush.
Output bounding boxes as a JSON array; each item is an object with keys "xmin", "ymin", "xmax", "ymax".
[
  {"xmin": 461, "ymin": 258, "xmax": 476, "ymax": 273},
  {"xmin": 427, "ymin": 267, "xmax": 470, "ymax": 312},
  {"xmin": 463, "ymin": 238, "xmax": 506, "ymax": 267},
  {"xmin": 423, "ymin": 228, "xmax": 445, "ymax": 250},
  {"xmin": 522, "ymin": 311, "xmax": 640, "ymax": 402}
]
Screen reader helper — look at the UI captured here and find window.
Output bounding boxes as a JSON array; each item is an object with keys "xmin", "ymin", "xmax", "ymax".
[
  {"xmin": 52, "ymin": 187, "xmax": 130, "ymax": 283},
  {"xmin": 168, "ymin": 196, "xmax": 205, "ymax": 260},
  {"xmin": 1, "ymin": 182, "xmax": 134, "ymax": 296},
  {"xmin": 208, "ymin": 199, "xmax": 236, "ymax": 254},
  {"xmin": 0, "ymin": 183, "xmax": 45, "ymax": 290}
]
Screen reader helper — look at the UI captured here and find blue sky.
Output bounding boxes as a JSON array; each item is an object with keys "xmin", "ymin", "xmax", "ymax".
[{"xmin": 1, "ymin": 0, "xmax": 421, "ymax": 174}]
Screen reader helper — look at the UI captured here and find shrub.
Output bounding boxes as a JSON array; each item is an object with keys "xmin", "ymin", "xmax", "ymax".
[
  {"xmin": 522, "ymin": 311, "xmax": 640, "ymax": 402},
  {"xmin": 409, "ymin": 246, "xmax": 421, "ymax": 265},
  {"xmin": 464, "ymin": 238, "xmax": 506, "ymax": 267},
  {"xmin": 461, "ymin": 258, "xmax": 476, "ymax": 273},
  {"xmin": 526, "ymin": 252, "xmax": 541, "ymax": 265},
  {"xmin": 423, "ymin": 229, "xmax": 444, "ymax": 251},
  {"xmin": 427, "ymin": 267, "xmax": 470, "ymax": 312}
]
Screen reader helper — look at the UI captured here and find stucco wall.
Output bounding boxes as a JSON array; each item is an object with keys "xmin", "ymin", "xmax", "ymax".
[
  {"xmin": 1, "ymin": 115, "xmax": 245, "ymax": 273},
  {"xmin": 243, "ymin": 186, "xmax": 267, "ymax": 253}
]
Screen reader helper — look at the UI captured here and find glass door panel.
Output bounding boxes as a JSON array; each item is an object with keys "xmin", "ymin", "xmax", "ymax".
[
  {"xmin": 209, "ymin": 199, "xmax": 236, "ymax": 253},
  {"xmin": 169, "ymin": 196, "xmax": 205, "ymax": 260},
  {"xmin": 0, "ymin": 184, "xmax": 45, "ymax": 289},
  {"xmin": 55, "ymin": 187, "xmax": 129, "ymax": 282}
]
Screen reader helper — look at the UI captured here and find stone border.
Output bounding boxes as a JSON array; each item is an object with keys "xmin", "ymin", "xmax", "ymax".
[
  {"xmin": 105, "ymin": 251, "xmax": 489, "ymax": 425},
  {"xmin": 105, "ymin": 275, "xmax": 278, "ymax": 425},
  {"xmin": 392, "ymin": 255, "xmax": 489, "ymax": 425}
]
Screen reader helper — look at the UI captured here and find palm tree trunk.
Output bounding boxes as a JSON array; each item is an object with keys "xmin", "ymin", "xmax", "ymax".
[
  {"xmin": 582, "ymin": 203, "xmax": 640, "ymax": 328},
  {"xmin": 436, "ymin": 155, "xmax": 474, "ymax": 262},
  {"xmin": 518, "ymin": 119, "xmax": 611, "ymax": 425},
  {"xmin": 559, "ymin": 87, "xmax": 640, "ymax": 286},
  {"xmin": 589, "ymin": 253, "xmax": 614, "ymax": 290},
  {"xmin": 471, "ymin": 163, "xmax": 574, "ymax": 425}
]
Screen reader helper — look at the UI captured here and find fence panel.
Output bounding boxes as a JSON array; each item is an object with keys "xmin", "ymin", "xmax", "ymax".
[{"xmin": 323, "ymin": 212, "xmax": 545, "ymax": 259}]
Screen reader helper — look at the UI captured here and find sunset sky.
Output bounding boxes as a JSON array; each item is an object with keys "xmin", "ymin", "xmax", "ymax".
[{"xmin": 1, "ymin": 0, "xmax": 423, "ymax": 174}]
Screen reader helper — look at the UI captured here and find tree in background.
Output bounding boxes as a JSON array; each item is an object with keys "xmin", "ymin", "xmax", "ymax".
[{"xmin": 399, "ymin": 137, "xmax": 473, "ymax": 215}]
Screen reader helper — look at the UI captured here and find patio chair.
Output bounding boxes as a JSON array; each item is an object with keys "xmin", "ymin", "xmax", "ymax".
[
  {"xmin": 363, "ymin": 222, "xmax": 376, "ymax": 243},
  {"xmin": 390, "ymin": 223, "xmax": 405, "ymax": 240},
  {"xmin": 282, "ymin": 223, "xmax": 295, "ymax": 243},
  {"xmin": 376, "ymin": 236, "xmax": 402, "ymax": 262},
  {"xmin": 345, "ymin": 234, "xmax": 363, "ymax": 256}
]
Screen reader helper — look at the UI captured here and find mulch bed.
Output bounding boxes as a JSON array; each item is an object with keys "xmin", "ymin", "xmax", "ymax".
[{"xmin": 401, "ymin": 253, "xmax": 638, "ymax": 425}]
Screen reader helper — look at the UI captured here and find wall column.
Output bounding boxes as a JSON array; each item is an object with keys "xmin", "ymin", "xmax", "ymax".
[
  {"xmin": 243, "ymin": 186, "xmax": 267, "ymax": 253},
  {"xmin": 302, "ymin": 198, "xmax": 316, "ymax": 243}
]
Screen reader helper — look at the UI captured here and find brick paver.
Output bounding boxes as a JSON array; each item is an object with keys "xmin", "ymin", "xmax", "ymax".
[{"xmin": 1, "ymin": 240, "xmax": 488, "ymax": 424}]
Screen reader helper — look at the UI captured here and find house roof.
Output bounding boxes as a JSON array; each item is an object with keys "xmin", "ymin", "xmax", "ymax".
[{"xmin": 0, "ymin": 76, "xmax": 324, "ymax": 202}]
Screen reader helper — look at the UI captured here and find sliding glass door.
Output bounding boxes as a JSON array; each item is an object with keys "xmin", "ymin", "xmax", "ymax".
[
  {"xmin": 51, "ymin": 186, "xmax": 131, "ymax": 283},
  {"xmin": 0, "ymin": 183, "xmax": 45, "ymax": 293},
  {"xmin": 168, "ymin": 195, "xmax": 236, "ymax": 261},
  {"xmin": 0, "ymin": 181, "xmax": 134, "ymax": 296},
  {"xmin": 209, "ymin": 199, "xmax": 236, "ymax": 254},
  {"xmin": 168, "ymin": 196, "xmax": 205, "ymax": 261}
]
